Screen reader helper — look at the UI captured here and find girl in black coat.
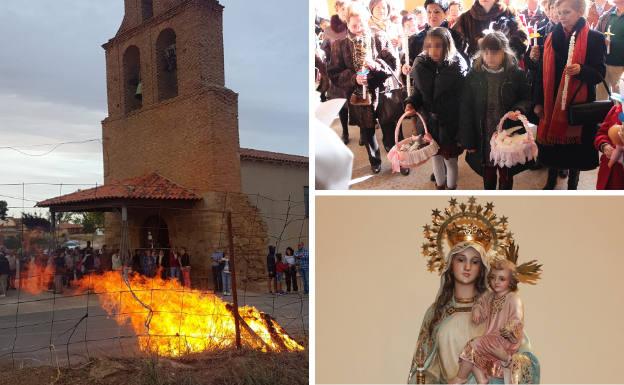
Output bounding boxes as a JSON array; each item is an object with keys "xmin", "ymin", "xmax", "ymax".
[
  {"xmin": 458, "ymin": 32, "xmax": 531, "ymax": 189},
  {"xmin": 533, "ymin": 3, "xmax": 606, "ymax": 190},
  {"xmin": 405, "ymin": 27, "xmax": 468, "ymax": 189}
]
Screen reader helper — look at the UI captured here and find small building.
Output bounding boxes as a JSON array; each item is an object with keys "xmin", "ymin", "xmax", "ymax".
[
  {"xmin": 240, "ymin": 148, "xmax": 309, "ymax": 253},
  {"xmin": 0, "ymin": 217, "xmax": 20, "ymax": 245},
  {"xmin": 57, "ymin": 222, "xmax": 85, "ymax": 236}
]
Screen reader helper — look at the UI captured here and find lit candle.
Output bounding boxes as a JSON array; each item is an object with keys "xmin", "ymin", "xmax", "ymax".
[
  {"xmin": 562, "ymin": 31, "xmax": 576, "ymax": 111},
  {"xmin": 605, "ymin": 25, "xmax": 614, "ymax": 55},
  {"xmin": 403, "ymin": 33, "xmax": 412, "ymax": 96},
  {"xmin": 529, "ymin": 23, "xmax": 541, "ymax": 46}
]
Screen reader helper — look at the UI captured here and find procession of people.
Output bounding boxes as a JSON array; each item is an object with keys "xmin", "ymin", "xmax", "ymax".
[{"xmin": 316, "ymin": 0, "xmax": 624, "ymax": 189}]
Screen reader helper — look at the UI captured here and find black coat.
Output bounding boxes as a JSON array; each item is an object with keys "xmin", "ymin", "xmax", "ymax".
[
  {"xmin": 180, "ymin": 252, "xmax": 190, "ymax": 267},
  {"xmin": 267, "ymin": 247, "xmax": 276, "ymax": 273},
  {"xmin": 458, "ymin": 66, "xmax": 531, "ymax": 176},
  {"xmin": 327, "ymin": 34, "xmax": 395, "ymax": 128},
  {"xmin": 0, "ymin": 255, "xmax": 9, "ymax": 275},
  {"xmin": 406, "ymin": 54, "xmax": 468, "ymax": 147},
  {"xmin": 534, "ymin": 18, "xmax": 606, "ymax": 170}
]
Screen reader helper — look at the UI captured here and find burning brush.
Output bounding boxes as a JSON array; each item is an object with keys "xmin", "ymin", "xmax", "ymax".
[{"xmin": 72, "ymin": 271, "xmax": 304, "ymax": 357}]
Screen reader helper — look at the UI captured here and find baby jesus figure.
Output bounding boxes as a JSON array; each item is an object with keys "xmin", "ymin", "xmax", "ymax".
[{"xmin": 450, "ymin": 259, "xmax": 525, "ymax": 384}]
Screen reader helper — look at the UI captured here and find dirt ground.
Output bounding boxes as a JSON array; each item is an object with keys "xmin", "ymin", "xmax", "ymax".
[{"xmin": 0, "ymin": 349, "xmax": 308, "ymax": 385}]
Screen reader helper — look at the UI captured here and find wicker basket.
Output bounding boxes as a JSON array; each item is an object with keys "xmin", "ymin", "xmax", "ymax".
[
  {"xmin": 489, "ymin": 112, "xmax": 538, "ymax": 168},
  {"xmin": 387, "ymin": 111, "xmax": 439, "ymax": 173}
]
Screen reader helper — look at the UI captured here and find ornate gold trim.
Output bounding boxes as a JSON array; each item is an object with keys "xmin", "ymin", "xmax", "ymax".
[
  {"xmin": 454, "ymin": 296, "xmax": 476, "ymax": 304},
  {"xmin": 422, "ymin": 197, "xmax": 513, "ymax": 274},
  {"xmin": 491, "ymin": 293, "xmax": 507, "ymax": 315},
  {"xmin": 446, "ymin": 306, "xmax": 473, "ymax": 316}
]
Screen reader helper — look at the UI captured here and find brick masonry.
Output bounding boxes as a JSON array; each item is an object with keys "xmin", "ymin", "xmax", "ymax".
[{"xmin": 102, "ymin": 0, "xmax": 271, "ymax": 289}]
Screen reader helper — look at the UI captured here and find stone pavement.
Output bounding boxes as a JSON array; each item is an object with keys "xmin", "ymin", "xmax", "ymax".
[{"xmin": 329, "ymin": 119, "xmax": 599, "ymax": 190}]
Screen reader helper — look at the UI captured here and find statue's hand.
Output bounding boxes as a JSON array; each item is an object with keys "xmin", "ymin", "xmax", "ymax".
[{"xmin": 472, "ymin": 308, "xmax": 482, "ymax": 324}]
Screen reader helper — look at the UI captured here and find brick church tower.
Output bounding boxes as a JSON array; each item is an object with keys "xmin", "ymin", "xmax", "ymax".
[
  {"xmin": 95, "ymin": 0, "xmax": 269, "ymax": 285},
  {"xmin": 38, "ymin": 0, "xmax": 307, "ymax": 290},
  {"xmin": 102, "ymin": 0, "xmax": 241, "ymax": 192}
]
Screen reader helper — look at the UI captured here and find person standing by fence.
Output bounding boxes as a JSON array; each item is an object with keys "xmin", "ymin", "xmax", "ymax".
[
  {"xmin": 180, "ymin": 247, "xmax": 191, "ymax": 287},
  {"xmin": 221, "ymin": 254, "xmax": 231, "ymax": 296},
  {"xmin": 284, "ymin": 247, "xmax": 298, "ymax": 293},
  {"xmin": 295, "ymin": 242, "xmax": 309, "ymax": 295},
  {"xmin": 211, "ymin": 251, "xmax": 224, "ymax": 293},
  {"xmin": 6, "ymin": 251, "xmax": 16, "ymax": 290},
  {"xmin": 0, "ymin": 252, "xmax": 9, "ymax": 297},
  {"xmin": 169, "ymin": 249, "xmax": 181, "ymax": 280},
  {"xmin": 267, "ymin": 245, "xmax": 277, "ymax": 294},
  {"xmin": 275, "ymin": 253, "xmax": 288, "ymax": 295},
  {"xmin": 53, "ymin": 251, "xmax": 65, "ymax": 294}
]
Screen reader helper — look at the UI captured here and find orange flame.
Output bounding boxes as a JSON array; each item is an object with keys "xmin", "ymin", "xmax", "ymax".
[
  {"xmin": 75, "ymin": 271, "xmax": 304, "ymax": 357},
  {"xmin": 20, "ymin": 260, "xmax": 55, "ymax": 295}
]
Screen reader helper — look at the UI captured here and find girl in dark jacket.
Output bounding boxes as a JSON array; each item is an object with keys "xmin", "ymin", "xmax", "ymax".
[
  {"xmin": 459, "ymin": 32, "xmax": 531, "ymax": 189},
  {"xmin": 405, "ymin": 27, "xmax": 468, "ymax": 189},
  {"xmin": 533, "ymin": 0, "xmax": 606, "ymax": 189},
  {"xmin": 328, "ymin": 2, "xmax": 395, "ymax": 173}
]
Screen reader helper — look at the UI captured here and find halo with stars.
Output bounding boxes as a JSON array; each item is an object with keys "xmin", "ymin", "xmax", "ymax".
[{"xmin": 421, "ymin": 196, "xmax": 514, "ymax": 274}]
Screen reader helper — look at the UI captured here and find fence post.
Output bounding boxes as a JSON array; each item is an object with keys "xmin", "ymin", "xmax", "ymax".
[{"xmin": 227, "ymin": 211, "xmax": 242, "ymax": 349}]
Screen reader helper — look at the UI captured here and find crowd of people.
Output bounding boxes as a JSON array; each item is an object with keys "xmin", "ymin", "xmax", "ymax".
[
  {"xmin": 266, "ymin": 242, "xmax": 310, "ymax": 295},
  {"xmin": 316, "ymin": 0, "xmax": 624, "ymax": 189},
  {"xmin": 0, "ymin": 241, "xmax": 311, "ymax": 299},
  {"xmin": 0, "ymin": 242, "xmax": 194, "ymax": 297},
  {"xmin": 128, "ymin": 246, "xmax": 193, "ymax": 286}
]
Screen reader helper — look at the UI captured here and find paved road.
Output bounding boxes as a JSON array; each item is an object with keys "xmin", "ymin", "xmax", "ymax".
[{"xmin": 0, "ymin": 289, "xmax": 308, "ymax": 367}]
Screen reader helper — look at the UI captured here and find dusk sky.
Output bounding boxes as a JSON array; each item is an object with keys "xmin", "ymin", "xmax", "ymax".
[{"xmin": 0, "ymin": 1, "xmax": 308, "ymax": 217}]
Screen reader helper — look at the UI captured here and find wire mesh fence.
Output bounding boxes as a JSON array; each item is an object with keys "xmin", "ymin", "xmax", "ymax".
[{"xmin": 0, "ymin": 183, "xmax": 309, "ymax": 368}]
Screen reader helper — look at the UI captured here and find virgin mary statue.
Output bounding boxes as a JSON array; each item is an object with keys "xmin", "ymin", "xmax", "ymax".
[{"xmin": 407, "ymin": 198, "xmax": 540, "ymax": 384}]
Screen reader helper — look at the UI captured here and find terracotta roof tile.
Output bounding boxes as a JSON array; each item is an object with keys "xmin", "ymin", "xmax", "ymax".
[
  {"xmin": 239, "ymin": 148, "xmax": 308, "ymax": 166},
  {"xmin": 37, "ymin": 173, "xmax": 201, "ymax": 207}
]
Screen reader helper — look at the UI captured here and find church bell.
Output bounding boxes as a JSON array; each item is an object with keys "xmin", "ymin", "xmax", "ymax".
[{"xmin": 135, "ymin": 81, "xmax": 143, "ymax": 100}]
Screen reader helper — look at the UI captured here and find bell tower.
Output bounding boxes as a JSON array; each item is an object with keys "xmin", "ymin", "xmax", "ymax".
[{"xmin": 102, "ymin": 0, "xmax": 241, "ymax": 193}]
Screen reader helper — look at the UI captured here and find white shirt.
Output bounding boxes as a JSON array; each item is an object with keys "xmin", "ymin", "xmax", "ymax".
[{"xmin": 284, "ymin": 255, "xmax": 296, "ymax": 265}]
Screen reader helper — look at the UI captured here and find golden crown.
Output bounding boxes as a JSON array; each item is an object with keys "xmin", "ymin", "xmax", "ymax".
[
  {"xmin": 422, "ymin": 197, "xmax": 513, "ymax": 274},
  {"xmin": 446, "ymin": 222, "xmax": 493, "ymax": 251}
]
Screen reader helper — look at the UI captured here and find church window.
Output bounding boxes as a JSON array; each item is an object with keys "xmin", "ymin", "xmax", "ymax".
[
  {"xmin": 141, "ymin": 0, "xmax": 154, "ymax": 21},
  {"xmin": 123, "ymin": 45, "xmax": 142, "ymax": 113},
  {"xmin": 156, "ymin": 28, "xmax": 178, "ymax": 101}
]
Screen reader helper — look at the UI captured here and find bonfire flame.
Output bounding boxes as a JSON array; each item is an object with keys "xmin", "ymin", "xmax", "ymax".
[
  {"xmin": 74, "ymin": 270, "xmax": 304, "ymax": 357},
  {"xmin": 20, "ymin": 260, "xmax": 55, "ymax": 295}
]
